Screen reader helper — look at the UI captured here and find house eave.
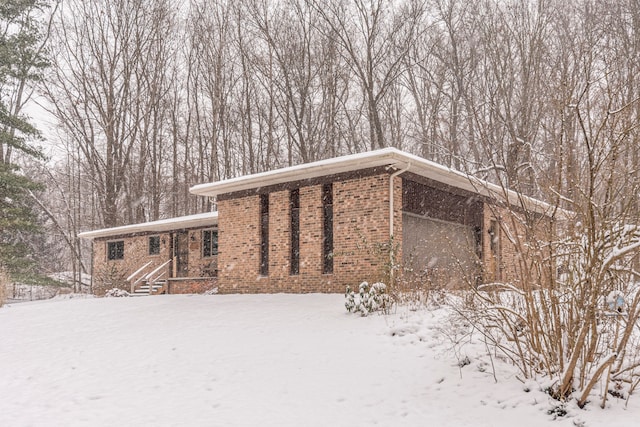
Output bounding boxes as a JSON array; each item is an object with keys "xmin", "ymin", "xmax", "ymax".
[
  {"xmin": 189, "ymin": 148, "xmax": 563, "ymax": 217},
  {"xmin": 78, "ymin": 212, "xmax": 218, "ymax": 240},
  {"xmin": 189, "ymin": 148, "xmax": 407, "ymax": 197}
]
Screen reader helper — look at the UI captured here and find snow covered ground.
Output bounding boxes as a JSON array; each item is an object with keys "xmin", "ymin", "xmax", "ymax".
[{"xmin": 0, "ymin": 294, "xmax": 637, "ymax": 426}]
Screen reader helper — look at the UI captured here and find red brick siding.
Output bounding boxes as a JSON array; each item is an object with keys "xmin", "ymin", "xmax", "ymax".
[
  {"xmin": 167, "ymin": 278, "xmax": 217, "ymax": 294},
  {"xmin": 299, "ymin": 185, "xmax": 324, "ymax": 291},
  {"xmin": 186, "ymin": 229, "xmax": 218, "ymax": 278},
  {"xmin": 217, "ymin": 173, "xmax": 403, "ymax": 293},
  {"xmin": 333, "ymin": 175, "xmax": 394, "ymax": 286},
  {"xmin": 482, "ymin": 204, "xmax": 542, "ymax": 285},
  {"xmin": 92, "ymin": 226, "xmax": 218, "ymax": 296},
  {"xmin": 218, "ymin": 195, "xmax": 261, "ymax": 293},
  {"xmin": 93, "ymin": 233, "xmax": 172, "ymax": 295}
]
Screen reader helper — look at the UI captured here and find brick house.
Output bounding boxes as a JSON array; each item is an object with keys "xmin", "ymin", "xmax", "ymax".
[
  {"xmin": 80, "ymin": 148, "xmax": 552, "ymax": 295},
  {"xmin": 79, "ymin": 212, "xmax": 219, "ymax": 295}
]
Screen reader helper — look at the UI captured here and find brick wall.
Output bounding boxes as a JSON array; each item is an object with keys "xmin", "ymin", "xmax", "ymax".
[
  {"xmin": 93, "ymin": 233, "xmax": 172, "ymax": 295},
  {"xmin": 92, "ymin": 227, "xmax": 217, "ymax": 296},
  {"xmin": 333, "ymin": 174, "xmax": 402, "ymax": 287},
  {"xmin": 91, "ymin": 175, "xmax": 550, "ymax": 295},
  {"xmin": 481, "ymin": 204, "xmax": 552, "ymax": 286},
  {"xmin": 185, "ymin": 229, "xmax": 218, "ymax": 278},
  {"xmin": 167, "ymin": 278, "xmax": 217, "ymax": 294},
  {"xmin": 217, "ymin": 173, "xmax": 403, "ymax": 293},
  {"xmin": 217, "ymin": 195, "xmax": 260, "ymax": 292}
]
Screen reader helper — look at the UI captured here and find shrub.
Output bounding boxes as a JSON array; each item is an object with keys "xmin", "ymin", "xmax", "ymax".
[
  {"xmin": 393, "ymin": 266, "xmax": 450, "ymax": 310},
  {"xmin": 345, "ymin": 282, "xmax": 391, "ymax": 316},
  {"xmin": 94, "ymin": 265, "xmax": 128, "ymax": 295},
  {"xmin": 456, "ymin": 214, "xmax": 640, "ymax": 408},
  {"xmin": 104, "ymin": 288, "xmax": 130, "ymax": 297}
]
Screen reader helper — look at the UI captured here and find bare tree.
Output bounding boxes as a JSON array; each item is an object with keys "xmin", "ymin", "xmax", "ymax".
[
  {"xmin": 312, "ymin": 0, "xmax": 424, "ymax": 150},
  {"xmin": 430, "ymin": 0, "xmax": 481, "ymax": 169},
  {"xmin": 402, "ymin": 19, "xmax": 447, "ymax": 161},
  {"xmin": 457, "ymin": 0, "xmax": 640, "ymax": 407},
  {"xmin": 47, "ymin": 0, "xmax": 178, "ymax": 227}
]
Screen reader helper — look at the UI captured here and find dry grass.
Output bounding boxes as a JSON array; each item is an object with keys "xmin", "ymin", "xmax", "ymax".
[{"xmin": 0, "ymin": 267, "xmax": 8, "ymax": 308}]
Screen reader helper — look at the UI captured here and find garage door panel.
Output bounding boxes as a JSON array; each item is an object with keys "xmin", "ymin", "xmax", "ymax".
[{"xmin": 402, "ymin": 213, "xmax": 480, "ymax": 287}]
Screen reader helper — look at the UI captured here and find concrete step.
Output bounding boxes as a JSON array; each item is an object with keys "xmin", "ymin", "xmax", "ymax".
[
  {"xmin": 136, "ymin": 285, "xmax": 164, "ymax": 290},
  {"xmin": 133, "ymin": 282, "xmax": 166, "ymax": 296}
]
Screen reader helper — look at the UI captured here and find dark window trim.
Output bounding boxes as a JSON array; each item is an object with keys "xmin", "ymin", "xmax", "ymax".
[
  {"xmin": 148, "ymin": 235, "xmax": 161, "ymax": 256},
  {"xmin": 202, "ymin": 228, "xmax": 218, "ymax": 257},
  {"xmin": 322, "ymin": 183, "xmax": 333, "ymax": 274},
  {"xmin": 260, "ymin": 194, "xmax": 269, "ymax": 276},
  {"xmin": 107, "ymin": 240, "xmax": 124, "ymax": 261},
  {"xmin": 290, "ymin": 189, "xmax": 300, "ymax": 275}
]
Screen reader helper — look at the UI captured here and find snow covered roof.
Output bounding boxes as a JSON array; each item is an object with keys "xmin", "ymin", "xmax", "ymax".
[
  {"xmin": 190, "ymin": 148, "xmax": 556, "ymax": 215},
  {"xmin": 78, "ymin": 212, "xmax": 218, "ymax": 240}
]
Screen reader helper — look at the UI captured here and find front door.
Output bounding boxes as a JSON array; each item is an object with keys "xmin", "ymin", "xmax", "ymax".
[{"xmin": 171, "ymin": 231, "xmax": 189, "ymax": 278}]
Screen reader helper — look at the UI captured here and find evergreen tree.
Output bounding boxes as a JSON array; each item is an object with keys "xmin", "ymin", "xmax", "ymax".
[{"xmin": 0, "ymin": 0, "xmax": 51, "ymax": 284}]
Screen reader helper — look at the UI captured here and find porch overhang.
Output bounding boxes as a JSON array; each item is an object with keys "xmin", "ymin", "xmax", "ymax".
[{"xmin": 78, "ymin": 212, "xmax": 218, "ymax": 240}]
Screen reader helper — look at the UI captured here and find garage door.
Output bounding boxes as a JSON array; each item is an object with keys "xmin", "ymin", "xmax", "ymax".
[{"xmin": 402, "ymin": 212, "xmax": 480, "ymax": 287}]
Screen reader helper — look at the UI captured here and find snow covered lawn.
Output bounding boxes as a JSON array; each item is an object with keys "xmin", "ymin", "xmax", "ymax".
[{"xmin": 0, "ymin": 294, "xmax": 637, "ymax": 426}]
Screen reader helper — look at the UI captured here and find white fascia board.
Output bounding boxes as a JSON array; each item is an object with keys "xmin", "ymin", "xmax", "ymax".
[
  {"xmin": 189, "ymin": 148, "xmax": 404, "ymax": 197},
  {"xmin": 191, "ymin": 147, "xmax": 561, "ymax": 216},
  {"xmin": 189, "ymin": 148, "xmax": 489, "ymax": 198},
  {"xmin": 78, "ymin": 212, "xmax": 218, "ymax": 240}
]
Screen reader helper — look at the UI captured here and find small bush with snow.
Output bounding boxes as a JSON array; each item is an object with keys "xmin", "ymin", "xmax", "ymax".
[
  {"xmin": 53, "ymin": 293, "xmax": 95, "ymax": 300},
  {"xmin": 345, "ymin": 282, "xmax": 391, "ymax": 316},
  {"xmin": 104, "ymin": 288, "xmax": 130, "ymax": 297}
]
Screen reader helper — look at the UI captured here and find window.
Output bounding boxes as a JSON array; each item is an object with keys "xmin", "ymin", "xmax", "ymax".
[
  {"xmin": 149, "ymin": 236, "xmax": 160, "ymax": 255},
  {"xmin": 290, "ymin": 189, "xmax": 300, "ymax": 275},
  {"xmin": 107, "ymin": 240, "xmax": 124, "ymax": 260},
  {"xmin": 489, "ymin": 221, "xmax": 499, "ymax": 254},
  {"xmin": 473, "ymin": 226, "xmax": 482, "ymax": 258},
  {"xmin": 489, "ymin": 220, "xmax": 501, "ymax": 280},
  {"xmin": 322, "ymin": 183, "xmax": 333, "ymax": 274},
  {"xmin": 202, "ymin": 229, "xmax": 218, "ymax": 257},
  {"xmin": 260, "ymin": 194, "xmax": 269, "ymax": 276}
]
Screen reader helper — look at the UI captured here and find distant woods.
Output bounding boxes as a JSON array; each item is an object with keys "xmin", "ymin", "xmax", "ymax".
[{"xmin": 11, "ymin": 0, "xmax": 640, "ymax": 277}]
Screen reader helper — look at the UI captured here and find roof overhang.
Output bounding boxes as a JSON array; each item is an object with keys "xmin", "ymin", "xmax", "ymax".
[
  {"xmin": 78, "ymin": 212, "xmax": 218, "ymax": 240},
  {"xmin": 190, "ymin": 148, "xmax": 561, "ymax": 216},
  {"xmin": 190, "ymin": 148, "xmax": 411, "ymax": 197}
]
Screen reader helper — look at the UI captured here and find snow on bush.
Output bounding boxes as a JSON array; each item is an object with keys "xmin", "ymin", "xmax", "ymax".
[
  {"xmin": 606, "ymin": 290, "xmax": 625, "ymax": 312},
  {"xmin": 345, "ymin": 282, "xmax": 391, "ymax": 316},
  {"xmin": 52, "ymin": 293, "xmax": 95, "ymax": 300},
  {"xmin": 104, "ymin": 288, "xmax": 130, "ymax": 298},
  {"xmin": 455, "ymin": 219, "xmax": 640, "ymax": 409}
]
